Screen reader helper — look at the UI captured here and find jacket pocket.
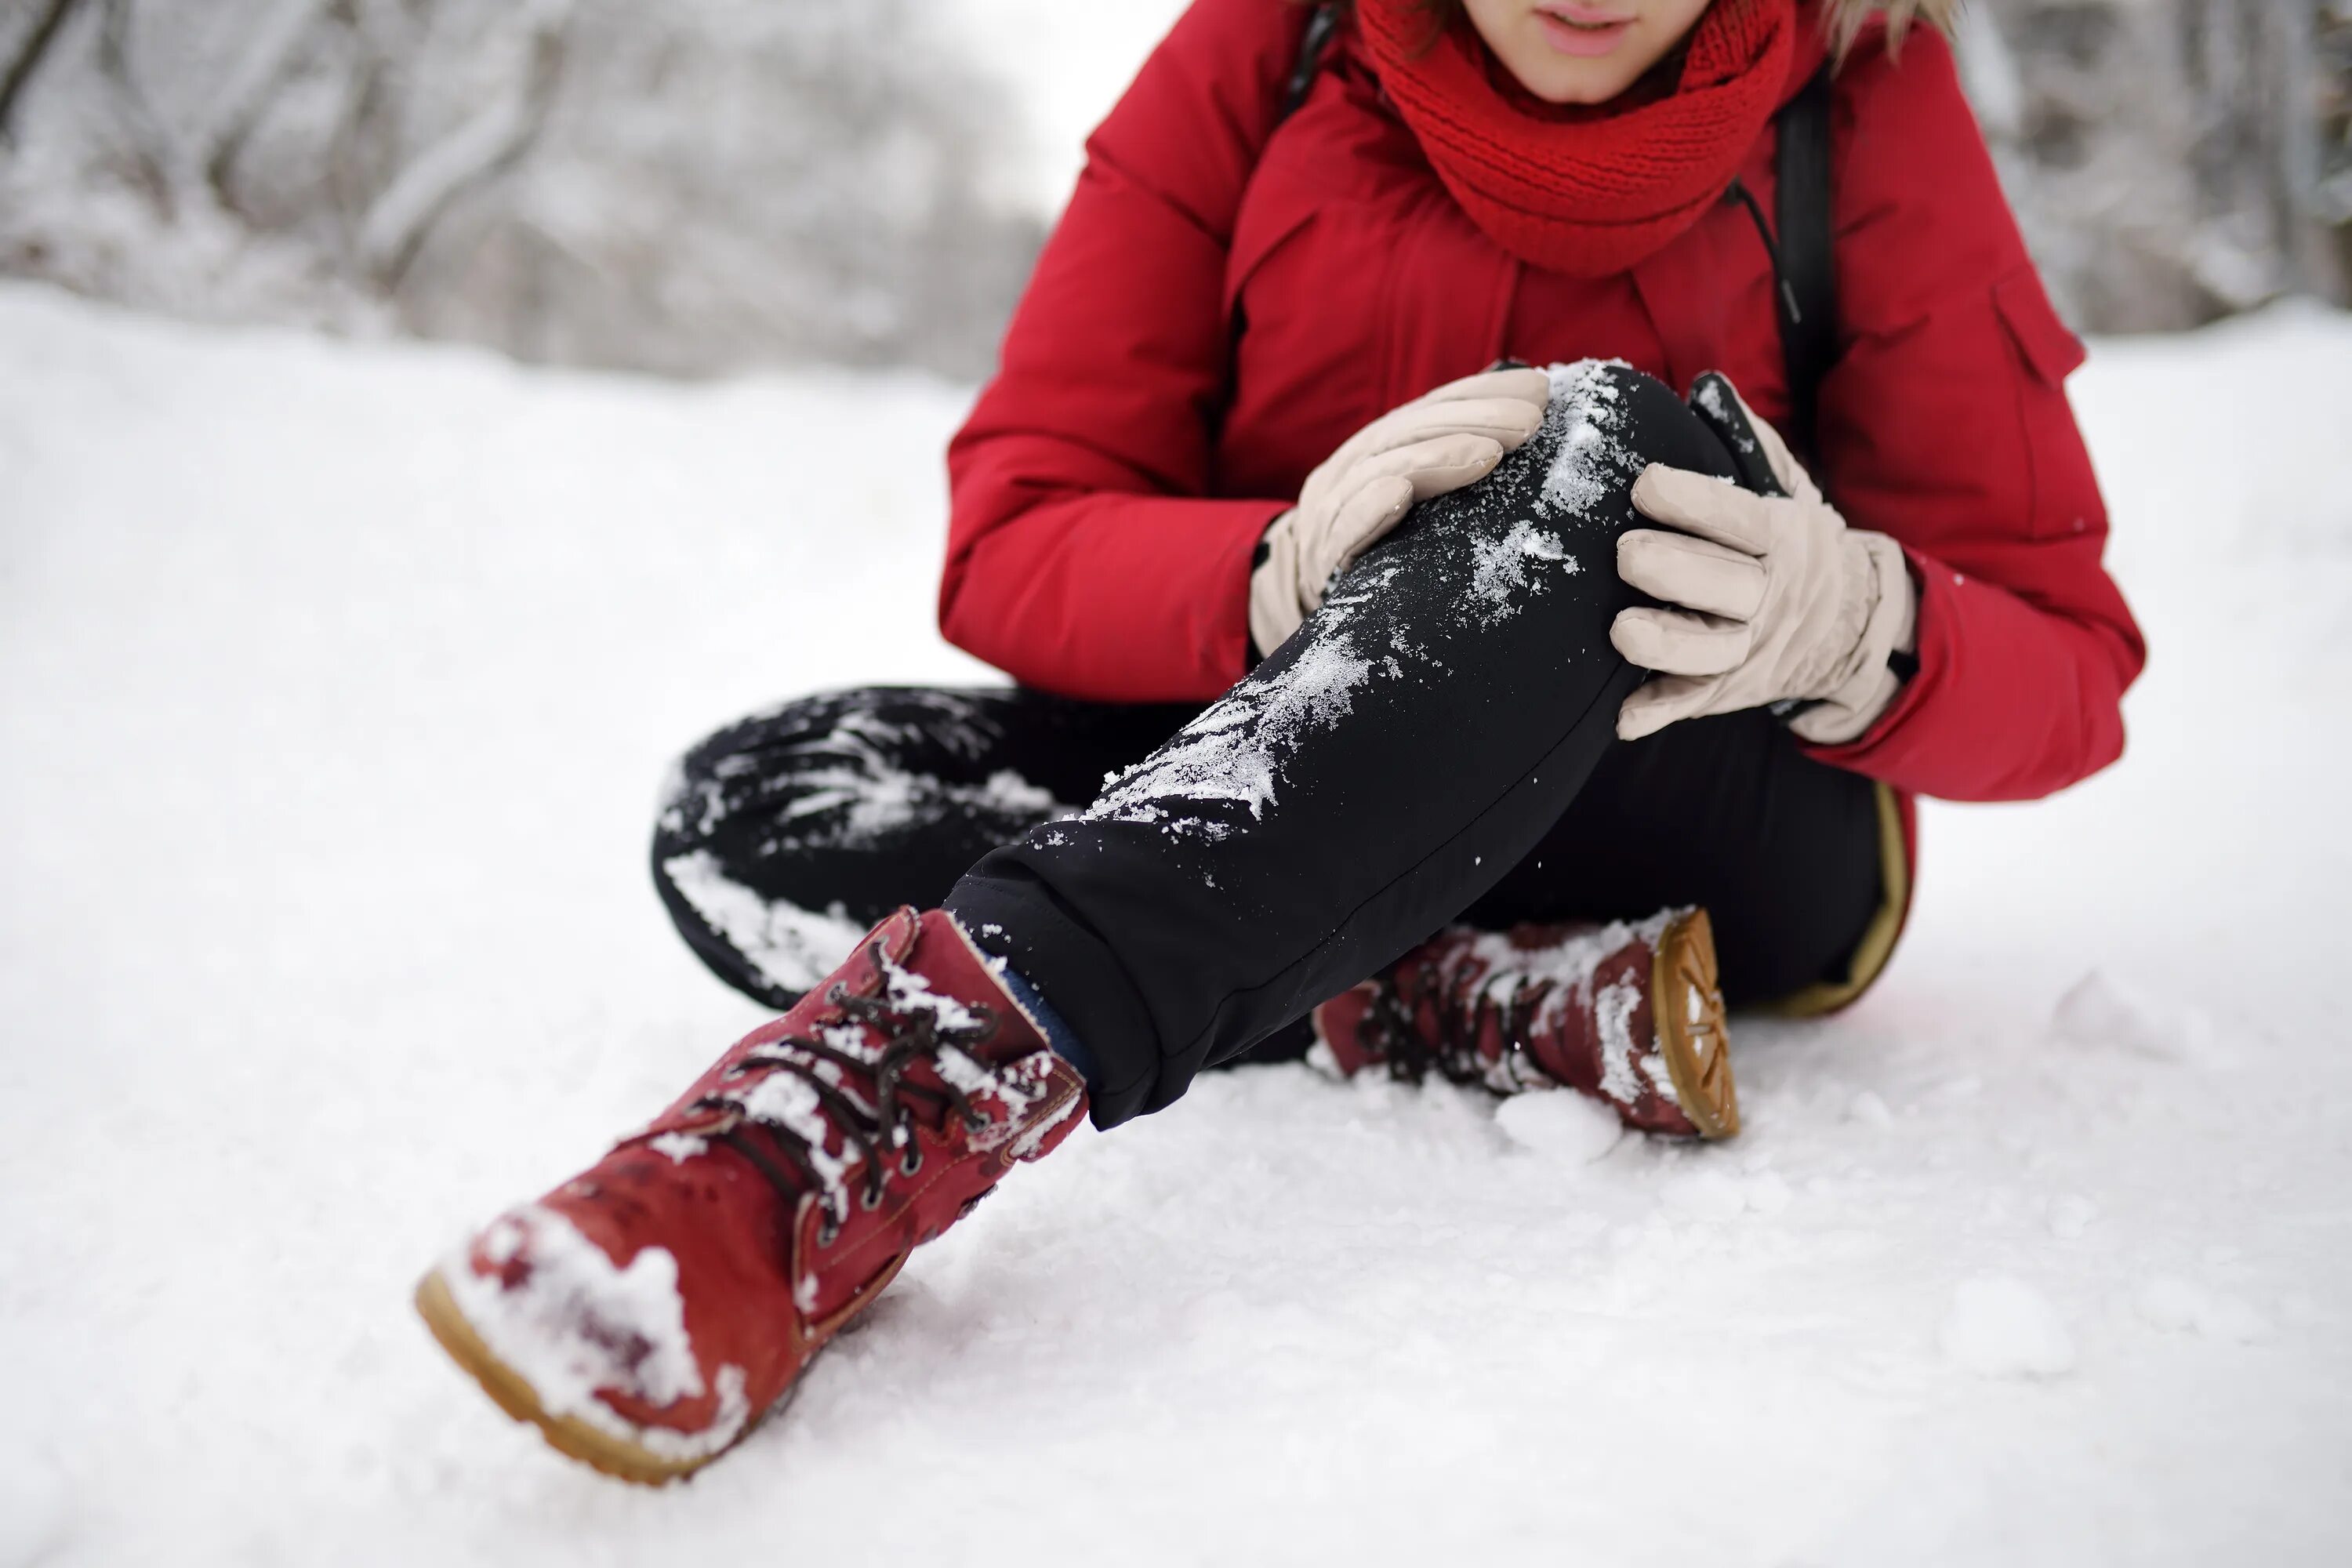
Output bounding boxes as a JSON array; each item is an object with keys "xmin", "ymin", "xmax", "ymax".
[
  {"xmin": 1223, "ymin": 199, "xmax": 1317, "ymax": 322},
  {"xmin": 1991, "ymin": 265, "xmax": 2096, "ymax": 539},
  {"xmin": 1218, "ymin": 175, "xmax": 1388, "ymax": 498},
  {"xmin": 1993, "ymin": 266, "xmax": 2086, "ymax": 387}
]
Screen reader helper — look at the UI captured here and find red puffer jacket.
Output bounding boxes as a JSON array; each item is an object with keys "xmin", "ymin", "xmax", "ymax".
[{"xmin": 942, "ymin": 0, "xmax": 2145, "ymax": 822}]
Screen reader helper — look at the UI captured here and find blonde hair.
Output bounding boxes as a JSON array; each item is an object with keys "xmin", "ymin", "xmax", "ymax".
[{"xmin": 1824, "ymin": 0, "xmax": 1960, "ymax": 58}]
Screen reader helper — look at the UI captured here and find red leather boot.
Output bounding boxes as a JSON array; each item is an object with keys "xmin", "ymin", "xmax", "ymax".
[
  {"xmin": 414, "ymin": 907, "xmax": 1087, "ymax": 1483},
  {"xmin": 1311, "ymin": 907, "xmax": 1737, "ymax": 1139}
]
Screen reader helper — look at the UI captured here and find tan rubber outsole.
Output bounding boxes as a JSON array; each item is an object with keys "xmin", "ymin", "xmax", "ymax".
[
  {"xmin": 1653, "ymin": 908, "xmax": 1740, "ymax": 1140},
  {"xmin": 414, "ymin": 1269, "xmax": 715, "ymax": 1486}
]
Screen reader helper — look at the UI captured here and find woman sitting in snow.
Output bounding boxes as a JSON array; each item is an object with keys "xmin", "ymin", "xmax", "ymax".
[{"xmin": 418, "ymin": 0, "xmax": 2143, "ymax": 1480}]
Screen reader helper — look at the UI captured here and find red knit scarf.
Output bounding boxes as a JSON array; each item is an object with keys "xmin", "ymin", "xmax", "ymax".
[{"xmin": 1357, "ymin": 0, "xmax": 1797, "ymax": 277}]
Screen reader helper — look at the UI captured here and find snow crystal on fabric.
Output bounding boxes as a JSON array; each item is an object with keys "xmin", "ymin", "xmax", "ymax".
[
  {"xmin": 442, "ymin": 1206, "xmax": 750, "ymax": 1461},
  {"xmin": 1691, "ymin": 375, "xmax": 1765, "ymax": 474},
  {"xmin": 1593, "ymin": 976, "xmax": 1649, "ymax": 1106},
  {"xmin": 1467, "ymin": 518, "xmax": 1577, "ymax": 620},
  {"xmin": 1537, "ymin": 359, "xmax": 1636, "ymax": 518},
  {"xmin": 658, "ymin": 700, "xmax": 1065, "ymax": 855},
  {"xmin": 928, "ymin": 1040, "xmax": 1065, "ymax": 1156},
  {"xmin": 739, "ymin": 690, "xmax": 1000, "ymax": 756},
  {"xmin": 1079, "ymin": 633, "xmax": 1376, "ymax": 841},
  {"xmin": 1445, "ymin": 909, "xmax": 1679, "ymax": 1100},
  {"xmin": 875, "ymin": 945, "xmax": 988, "ymax": 1039},
  {"xmin": 648, "ymin": 1132, "xmax": 709, "ymax": 1164},
  {"xmin": 1008, "ymin": 1089, "xmax": 1087, "ymax": 1160},
  {"xmin": 1693, "ymin": 376, "xmax": 1733, "ymax": 424},
  {"xmin": 655, "ymin": 758, "xmax": 726, "ymax": 838},
  {"xmin": 876, "ymin": 940, "xmax": 1064, "ymax": 1145},
  {"xmin": 660, "ymin": 849, "xmax": 867, "ymax": 993},
  {"xmin": 734, "ymin": 1070, "xmax": 855, "ymax": 1201},
  {"xmin": 775, "ymin": 744, "xmax": 1058, "ymax": 851}
]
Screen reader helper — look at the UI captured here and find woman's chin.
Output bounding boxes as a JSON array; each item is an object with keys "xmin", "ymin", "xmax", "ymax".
[{"xmin": 1512, "ymin": 60, "xmax": 1643, "ymax": 106}]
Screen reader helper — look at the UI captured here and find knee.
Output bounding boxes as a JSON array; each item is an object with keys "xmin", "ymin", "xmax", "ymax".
[
  {"xmin": 1374, "ymin": 361, "xmax": 1726, "ymax": 601},
  {"xmin": 1573, "ymin": 359, "xmax": 1686, "ymax": 427},
  {"xmin": 652, "ymin": 687, "xmax": 880, "ymax": 855},
  {"xmin": 1530, "ymin": 360, "xmax": 1731, "ymax": 505}
]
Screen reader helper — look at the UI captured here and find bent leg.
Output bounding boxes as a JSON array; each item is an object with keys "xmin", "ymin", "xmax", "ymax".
[
  {"xmin": 949, "ymin": 362, "xmax": 1747, "ymax": 1125},
  {"xmin": 652, "ymin": 687, "xmax": 1195, "ymax": 1006},
  {"xmin": 1465, "ymin": 708, "xmax": 1883, "ymax": 1006}
]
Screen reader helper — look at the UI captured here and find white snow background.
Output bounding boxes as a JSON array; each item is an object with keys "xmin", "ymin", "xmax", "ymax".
[
  {"xmin": 7, "ymin": 288, "xmax": 2350, "ymax": 1568},
  {"xmin": 5, "ymin": 13, "xmax": 2352, "ymax": 1556}
]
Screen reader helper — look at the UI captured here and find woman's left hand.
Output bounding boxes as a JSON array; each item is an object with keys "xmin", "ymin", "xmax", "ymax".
[{"xmin": 1610, "ymin": 380, "xmax": 1917, "ymax": 744}]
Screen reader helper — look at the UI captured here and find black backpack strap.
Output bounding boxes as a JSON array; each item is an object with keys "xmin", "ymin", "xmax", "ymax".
[
  {"xmin": 1241, "ymin": 3, "xmax": 1344, "ymax": 667},
  {"xmin": 1279, "ymin": 3, "xmax": 1343, "ymax": 125},
  {"xmin": 1772, "ymin": 63, "xmax": 1838, "ymax": 466}
]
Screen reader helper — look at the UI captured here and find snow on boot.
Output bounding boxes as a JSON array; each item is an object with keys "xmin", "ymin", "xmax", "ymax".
[
  {"xmin": 413, "ymin": 907, "xmax": 1087, "ymax": 1484},
  {"xmin": 1310, "ymin": 907, "xmax": 1737, "ymax": 1139}
]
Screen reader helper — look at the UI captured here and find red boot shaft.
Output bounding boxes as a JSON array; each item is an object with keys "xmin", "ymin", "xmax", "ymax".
[
  {"xmin": 417, "ymin": 908, "xmax": 1086, "ymax": 1483},
  {"xmin": 1312, "ymin": 908, "xmax": 1737, "ymax": 1140}
]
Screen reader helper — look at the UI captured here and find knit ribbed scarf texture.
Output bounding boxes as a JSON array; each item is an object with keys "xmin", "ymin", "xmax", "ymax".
[{"xmin": 1358, "ymin": 0, "xmax": 1796, "ymax": 277}]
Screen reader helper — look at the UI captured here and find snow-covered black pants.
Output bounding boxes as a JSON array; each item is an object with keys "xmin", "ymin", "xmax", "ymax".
[{"xmin": 653, "ymin": 364, "xmax": 1884, "ymax": 1127}]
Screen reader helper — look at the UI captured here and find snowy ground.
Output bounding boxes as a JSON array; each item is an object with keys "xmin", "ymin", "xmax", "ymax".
[{"xmin": 2, "ymin": 280, "xmax": 2349, "ymax": 1566}]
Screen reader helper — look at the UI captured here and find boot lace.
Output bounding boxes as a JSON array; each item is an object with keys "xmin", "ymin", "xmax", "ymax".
[
  {"xmin": 1363, "ymin": 953, "xmax": 1554, "ymax": 1093},
  {"xmin": 690, "ymin": 935, "xmax": 1002, "ymax": 1243}
]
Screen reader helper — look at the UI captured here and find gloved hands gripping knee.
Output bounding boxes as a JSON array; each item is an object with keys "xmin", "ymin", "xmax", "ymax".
[{"xmin": 1611, "ymin": 372, "xmax": 1918, "ymax": 745}]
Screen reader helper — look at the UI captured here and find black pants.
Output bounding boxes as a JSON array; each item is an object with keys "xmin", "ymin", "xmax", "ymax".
[{"xmin": 654, "ymin": 365, "xmax": 1884, "ymax": 1127}]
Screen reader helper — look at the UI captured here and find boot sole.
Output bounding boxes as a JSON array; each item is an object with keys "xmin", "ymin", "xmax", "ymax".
[
  {"xmin": 414, "ymin": 1268, "xmax": 722, "ymax": 1486},
  {"xmin": 1653, "ymin": 909, "xmax": 1740, "ymax": 1140}
]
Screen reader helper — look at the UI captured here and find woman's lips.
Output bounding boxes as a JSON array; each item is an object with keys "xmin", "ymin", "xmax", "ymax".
[{"xmin": 1536, "ymin": 4, "xmax": 1636, "ymax": 57}]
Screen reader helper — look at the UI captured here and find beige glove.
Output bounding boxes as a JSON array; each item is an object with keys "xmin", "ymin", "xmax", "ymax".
[
  {"xmin": 1610, "ymin": 387, "xmax": 1916, "ymax": 745},
  {"xmin": 1249, "ymin": 367, "xmax": 1550, "ymax": 655}
]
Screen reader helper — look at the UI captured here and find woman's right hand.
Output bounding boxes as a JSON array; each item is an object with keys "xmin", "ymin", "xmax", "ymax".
[{"xmin": 1248, "ymin": 366, "xmax": 1552, "ymax": 655}]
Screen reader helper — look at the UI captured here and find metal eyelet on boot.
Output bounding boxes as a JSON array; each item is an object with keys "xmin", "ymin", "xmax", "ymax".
[
  {"xmin": 858, "ymin": 1185, "xmax": 882, "ymax": 1211},
  {"xmin": 816, "ymin": 1218, "xmax": 840, "ymax": 1247},
  {"xmin": 899, "ymin": 1147, "xmax": 924, "ymax": 1176}
]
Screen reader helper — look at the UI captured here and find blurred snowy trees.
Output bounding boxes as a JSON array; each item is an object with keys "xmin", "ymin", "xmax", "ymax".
[
  {"xmin": 0, "ymin": 0, "xmax": 1043, "ymax": 376},
  {"xmin": 1958, "ymin": 0, "xmax": 2352, "ymax": 331},
  {"xmin": 1, "ymin": 0, "xmax": 2346, "ymax": 372}
]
